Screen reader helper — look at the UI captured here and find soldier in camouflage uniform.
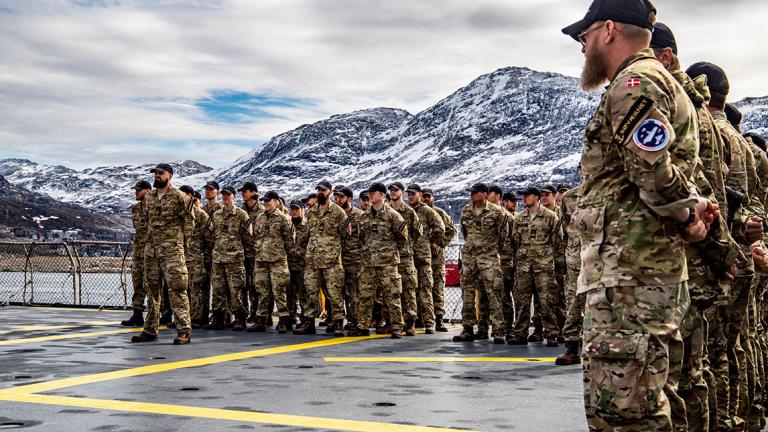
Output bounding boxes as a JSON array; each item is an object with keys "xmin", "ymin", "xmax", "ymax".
[
  {"xmin": 293, "ymin": 180, "xmax": 348, "ymax": 336},
  {"xmin": 206, "ymin": 186, "xmax": 252, "ymax": 331},
  {"xmin": 179, "ymin": 186, "xmax": 210, "ymax": 329},
  {"xmin": 406, "ymin": 184, "xmax": 445, "ymax": 334},
  {"xmin": 541, "ymin": 184, "xmax": 567, "ymax": 341},
  {"xmin": 507, "ymin": 187, "xmax": 562, "ymax": 347},
  {"xmin": 555, "ymin": 186, "xmax": 585, "ymax": 365},
  {"xmin": 453, "ymin": 183, "xmax": 507, "ymax": 344},
  {"xmin": 422, "ymin": 188, "xmax": 457, "ymax": 332},
  {"xmin": 131, "ymin": 163, "xmax": 195, "ymax": 345},
  {"xmin": 350, "ymin": 182, "xmax": 408, "ymax": 338},
  {"xmin": 288, "ymin": 200, "xmax": 308, "ymax": 324},
  {"xmin": 238, "ymin": 182, "xmax": 264, "ymax": 323},
  {"xmin": 562, "ymin": 4, "xmax": 721, "ymax": 429},
  {"xmin": 474, "ymin": 185, "xmax": 505, "ymax": 338},
  {"xmin": 334, "ymin": 185, "xmax": 364, "ymax": 330},
  {"xmin": 388, "ymin": 182, "xmax": 422, "ymax": 336},
  {"xmin": 500, "ymin": 191, "xmax": 519, "ymax": 339},
  {"xmin": 248, "ymin": 191, "xmax": 294, "ymax": 333},
  {"xmin": 201, "ymin": 180, "xmax": 223, "ymax": 325},
  {"xmin": 122, "ymin": 179, "xmax": 152, "ymax": 327}
]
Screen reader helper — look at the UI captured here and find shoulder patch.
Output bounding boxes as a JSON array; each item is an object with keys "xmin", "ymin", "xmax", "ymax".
[
  {"xmin": 611, "ymin": 96, "xmax": 653, "ymax": 146},
  {"xmin": 627, "ymin": 77, "xmax": 642, "ymax": 87},
  {"xmin": 632, "ymin": 118, "xmax": 670, "ymax": 152}
]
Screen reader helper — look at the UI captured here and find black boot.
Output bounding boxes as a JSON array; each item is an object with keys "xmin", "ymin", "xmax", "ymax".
[
  {"xmin": 293, "ymin": 317, "xmax": 317, "ymax": 335},
  {"xmin": 555, "ymin": 340, "xmax": 582, "ymax": 365},
  {"xmin": 333, "ymin": 319, "xmax": 345, "ymax": 337},
  {"xmin": 435, "ymin": 315, "xmax": 448, "ymax": 332},
  {"xmin": 121, "ymin": 309, "xmax": 144, "ymax": 327},
  {"xmin": 203, "ymin": 311, "xmax": 226, "ymax": 330},
  {"xmin": 247, "ymin": 316, "xmax": 267, "ymax": 332},
  {"xmin": 159, "ymin": 310, "xmax": 173, "ymax": 326},
  {"xmin": 276, "ymin": 316, "xmax": 288, "ymax": 334},
  {"xmin": 452, "ymin": 326, "xmax": 475, "ymax": 342}
]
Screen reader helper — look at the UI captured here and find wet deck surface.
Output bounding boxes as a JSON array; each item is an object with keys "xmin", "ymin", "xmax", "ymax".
[{"xmin": 0, "ymin": 306, "xmax": 586, "ymax": 431}]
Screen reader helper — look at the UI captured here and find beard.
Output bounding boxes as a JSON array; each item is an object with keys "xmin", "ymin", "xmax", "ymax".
[
  {"xmin": 341, "ymin": 200, "xmax": 351, "ymax": 210},
  {"xmin": 153, "ymin": 178, "xmax": 168, "ymax": 188},
  {"xmin": 292, "ymin": 217, "xmax": 302, "ymax": 225},
  {"xmin": 580, "ymin": 46, "xmax": 609, "ymax": 91},
  {"xmin": 317, "ymin": 193, "xmax": 328, "ymax": 205}
]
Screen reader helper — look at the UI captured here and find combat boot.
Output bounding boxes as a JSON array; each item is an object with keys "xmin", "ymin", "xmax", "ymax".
[
  {"xmin": 347, "ymin": 326, "xmax": 370, "ymax": 337},
  {"xmin": 527, "ymin": 333, "xmax": 541, "ymax": 343},
  {"xmin": 121, "ymin": 309, "xmax": 144, "ymax": 327},
  {"xmin": 325, "ymin": 320, "xmax": 337, "ymax": 334},
  {"xmin": 172, "ymin": 331, "xmax": 191, "ymax": 345},
  {"xmin": 266, "ymin": 315, "xmax": 274, "ymax": 327},
  {"xmin": 475, "ymin": 329, "xmax": 489, "ymax": 340},
  {"xmin": 159, "ymin": 310, "xmax": 173, "ymax": 326},
  {"xmin": 232, "ymin": 315, "xmax": 246, "ymax": 331},
  {"xmin": 545, "ymin": 338, "xmax": 559, "ymax": 347},
  {"xmin": 507, "ymin": 335, "xmax": 528, "ymax": 345},
  {"xmin": 375, "ymin": 324, "xmax": 391, "ymax": 335},
  {"xmin": 555, "ymin": 341, "xmax": 581, "ymax": 365},
  {"xmin": 276, "ymin": 316, "xmax": 288, "ymax": 334},
  {"xmin": 344, "ymin": 321, "xmax": 356, "ymax": 331},
  {"xmin": 404, "ymin": 321, "xmax": 416, "ymax": 337},
  {"xmin": 247, "ymin": 316, "xmax": 267, "ymax": 332},
  {"xmin": 414, "ymin": 318, "xmax": 424, "ymax": 329},
  {"xmin": 390, "ymin": 330, "xmax": 402, "ymax": 339},
  {"xmin": 492, "ymin": 332, "xmax": 505, "ymax": 344},
  {"xmin": 333, "ymin": 319, "xmax": 345, "ymax": 337},
  {"xmin": 318, "ymin": 316, "xmax": 331, "ymax": 327},
  {"xmin": 292, "ymin": 317, "xmax": 317, "ymax": 335},
  {"xmin": 435, "ymin": 315, "xmax": 448, "ymax": 332},
  {"xmin": 424, "ymin": 326, "xmax": 435, "ymax": 335},
  {"xmin": 452, "ymin": 326, "xmax": 475, "ymax": 342},
  {"xmin": 203, "ymin": 311, "xmax": 226, "ymax": 330},
  {"xmin": 246, "ymin": 313, "xmax": 256, "ymax": 324},
  {"xmin": 130, "ymin": 331, "xmax": 158, "ymax": 343}
]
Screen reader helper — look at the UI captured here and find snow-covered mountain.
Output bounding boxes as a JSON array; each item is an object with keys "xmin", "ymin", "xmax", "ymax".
[
  {"xmin": 2, "ymin": 66, "xmax": 767, "ymax": 219},
  {"xmin": 0, "ymin": 159, "xmax": 213, "ymax": 213}
]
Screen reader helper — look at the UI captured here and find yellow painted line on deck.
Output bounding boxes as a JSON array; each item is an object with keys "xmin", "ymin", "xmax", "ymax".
[
  {"xmin": 0, "ymin": 326, "xmax": 166, "ymax": 346},
  {"xmin": 324, "ymin": 357, "xmax": 559, "ymax": 363},
  {"xmin": 24, "ymin": 306, "xmax": 126, "ymax": 313},
  {"xmin": 4, "ymin": 394, "xmax": 469, "ymax": 432}
]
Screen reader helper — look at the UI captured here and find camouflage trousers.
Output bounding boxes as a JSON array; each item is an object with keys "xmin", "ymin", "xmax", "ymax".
[
  {"xmin": 358, "ymin": 264, "xmax": 403, "ymax": 332},
  {"xmin": 677, "ymin": 302, "xmax": 709, "ymax": 432},
  {"xmin": 304, "ymin": 263, "xmax": 345, "ymax": 321},
  {"xmin": 289, "ymin": 267, "xmax": 305, "ymax": 317},
  {"xmin": 582, "ymin": 283, "xmax": 686, "ymax": 432},
  {"xmin": 130, "ymin": 253, "xmax": 146, "ymax": 312},
  {"xmin": 243, "ymin": 256, "xmax": 256, "ymax": 318},
  {"xmin": 398, "ymin": 257, "xmax": 418, "ymax": 325},
  {"xmin": 723, "ymin": 275, "xmax": 753, "ymax": 429},
  {"xmin": 744, "ymin": 279, "xmax": 764, "ymax": 432},
  {"xmin": 202, "ymin": 255, "xmax": 213, "ymax": 320},
  {"xmin": 562, "ymin": 262, "xmax": 584, "ymax": 342},
  {"xmin": 704, "ymin": 302, "xmax": 731, "ymax": 432},
  {"xmin": 461, "ymin": 262, "xmax": 505, "ymax": 335},
  {"xmin": 142, "ymin": 252, "xmax": 191, "ymax": 336},
  {"xmin": 555, "ymin": 260, "xmax": 567, "ymax": 334},
  {"xmin": 477, "ymin": 285, "xmax": 492, "ymax": 333},
  {"xmin": 211, "ymin": 261, "xmax": 246, "ymax": 319},
  {"xmin": 512, "ymin": 262, "xmax": 557, "ymax": 340},
  {"xmin": 186, "ymin": 255, "xmax": 207, "ymax": 323},
  {"xmin": 414, "ymin": 258, "xmax": 436, "ymax": 328},
  {"xmin": 254, "ymin": 260, "xmax": 290, "ymax": 318},
  {"xmin": 431, "ymin": 253, "xmax": 446, "ymax": 317},
  {"xmin": 500, "ymin": 259, "xmax": 516, "ymax": 335},
  {"xmin": 342, "ymin": 261, "xmax": 361, "ymax": 324}
]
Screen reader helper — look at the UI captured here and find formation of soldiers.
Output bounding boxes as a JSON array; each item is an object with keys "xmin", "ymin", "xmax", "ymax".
[{"xmin": 115, "ymin": 0, "xmax": 768, "ymax": 430}]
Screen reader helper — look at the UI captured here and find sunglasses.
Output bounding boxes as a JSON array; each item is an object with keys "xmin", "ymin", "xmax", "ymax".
[{"xmin": 577, "ymin": 24, "xmax": 602, "ymax": 46}]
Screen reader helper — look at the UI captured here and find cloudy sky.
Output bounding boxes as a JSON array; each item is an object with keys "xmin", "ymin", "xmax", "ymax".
[{"xmin": 1, "ymin": 0, "xmax": 766, "ymax": 169}]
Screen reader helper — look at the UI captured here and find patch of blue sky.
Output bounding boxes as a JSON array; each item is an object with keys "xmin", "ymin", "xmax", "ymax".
[{"xmin": 195, "ymin": 90, "xmax": 314, "ymax": 125}]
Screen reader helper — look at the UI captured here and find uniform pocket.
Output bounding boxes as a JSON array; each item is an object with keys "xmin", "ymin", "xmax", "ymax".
[
  {"xmin": 583, "ymin": 329, "xmax": 650, "ymax": 422},
  {"xmin": 571, "ymin": 205, "xmax": 605, "ymax": 286}
]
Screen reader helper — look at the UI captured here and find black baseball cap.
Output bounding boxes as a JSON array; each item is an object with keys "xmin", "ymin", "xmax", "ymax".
[
  {"xmin": 220, "ymin": 186, "xmax": 236, "ymax": 195},
  {"xmin": 149, "ymin": 163, "xmax": 174, "ymax": 175},
  {"xmin": 289, "ymin": 199, "xmax": 304, "ymax": 209},
  {"xmin": 369, "ymin": 182, "xmax": 387, "ymax": 194},
  {"xmin": 557, "ymin": 183, "xmax": 571, "ymax": 193},
  {"xmin": 517, "ymin": 186, "xmax": 542, "ymax": 197},
  {"xmin": 502, "ymin": 191, "xmax": 519, "ymax": 202},
  {"xmin": 562, "ymin": 0, "xmax": 657, "ymax": 41},
  {"xmin": 193, "ymin": 191, "xmax": 202, "ymax": 200},
  {"xmin": 237, "ymin": 182, "xmax": 258, "ymax": 192},
  {"xmin": 488, "ymin": 185, "xmax": 503, "ymax": 195},
  {"xmin": 745, "ymin": 132, "xmax": 766, "ymax": 152},
  {"xmin": 203, "ymin": 180, "xmax": 220, "ymax": 190},
  {"xmin": 387, "ymin": 182, "xmax": 405, "ymax": 192},
  {"xmin": 359, "ymin": 190, "xmax": 370, "ymax": 200},
  {"xmin": 405, "ymin": 184, "xmax": 422, "ymax": 193},
  {"xmin": 315, "ymin": 180, "xmax": 332, "ymax": 191},
  {"xmin": 467, "ymin": 183, "xmax": 489, "ymax": 194},
  {"xmin": 261, "ymin": 190, "xmax": 280, "ymax": 201},
  {"xmin": 132, "ymin": 180, "xmax": 152, "ymax": 190},
  {"xmin": 725, "ymin": 104, "xmax": 742, "ymax": 129},
  {"xmin": 686, "ymin": 62, "xmax": 730, "ymax": 96},
  {"xmin": 333, "ymin": 186, "xmax": 354, "ymax": 198},
  {"xmin": 650, "ymin": 22, "xmax": 677, "ymax": 55},
  {"xmin": 422, "ymin": 188, "xmax": 434, "ymax": 197},
  {"xmin": 179, "ymin": 185, "xmax": 195, "ymax": 195},
  {"xmin": 541, "ymin": 184, "xmax": 557, "ymax": 194}
]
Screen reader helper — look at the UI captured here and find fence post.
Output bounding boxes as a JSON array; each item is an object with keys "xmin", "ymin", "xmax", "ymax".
[
  {"xmin": 71, "ymin": 242, "xmax": 83, "ymax": 306},
  {"xmin": 24, "ymin": 241, "xmax": 36, "ymax": 304},
  {"xmin": 119, "ymin": 243, "xmax": 131, "ymax": 309},
  {"xmin": 62, "ymin": 241, "xmax": 78, "ymax": 305}
]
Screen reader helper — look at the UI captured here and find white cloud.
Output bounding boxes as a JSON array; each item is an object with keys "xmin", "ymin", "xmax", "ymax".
[{"xmin": 0, "ymin": 0, "xmax": 766, "ymax": 169}]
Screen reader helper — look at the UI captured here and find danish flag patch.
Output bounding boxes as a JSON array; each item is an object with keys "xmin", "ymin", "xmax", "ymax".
[{"xmin": 627, "ymin": 77, "xmax": 642, "ymax": 87}]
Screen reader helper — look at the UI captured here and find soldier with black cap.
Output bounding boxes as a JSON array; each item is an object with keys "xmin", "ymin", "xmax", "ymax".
[
  {"xmin": 499, "ymin": 191, "xmax": 519, "ymax": 339},
  {"xmin": 555, "ymin": 184, "xmax": 570, "ymax": 206},
  {"xmin": 487, "ymin": 185, "xmax": 503, "ymax": 206},
  {"xmin": 178, "ymin": 185, "xmax": 210, "ymax": 328},
  {"xmin": 388, "ymin": 181, "xmax": 422, "ymax": 336},
  {"xmin": 539, "ymin": 183, "xmax": 566, "ymax": 340},
  {"xmin": 452, "ymin": 183, "xmax": 508, "ymax": 344},
  {"xmin": 506, "ymin": 186, "xmax": 561, "ymax": 347},
  {"xmin": 131, "ymin": 163, "xmax": 195, "ymax": 345},
  {"xmin": 293, "ymin": 180, "xmax": 348, "ymax": 336},
  {"xmin": 334, "ymin": 185, "xmax": 364, "ymax": 330},
  {"xmin": 563, "ymin": 1, "xmax": 722, "ymax": 428},
  {"xmin": 421, "ymin": 188, "xmax": 457, "ymax": 331},
  {"xmin": 248, "ymin": 191, "xmax": 294, "ymax": 333},
  {"xmin": 358, "ymin": 190, "xmax": 371, "ymax": 211},
  {"xmin": 122, "ymin": 179, "xmax": 153, "ymax": 327},
  {"xmin": 288, "ymin": 199, "xmax": 308, "ymax": 324},
  {"xmin": 474, "ymin": 184, "xmax": 506, "ymax": 338},
  {"xmin": 201, "ymin": 180, "xmax": 223, "ymax": 326},
  {"xmin": 351, "ymin": 182, "xmax": 408, "ymax": 338},
  {"xmin": 303, "ymin": 193, "xmax": 317, "ymax": 209},
  {"xmin": 238, "ymin": 181, "xmax": 264, "ymax": 323}
]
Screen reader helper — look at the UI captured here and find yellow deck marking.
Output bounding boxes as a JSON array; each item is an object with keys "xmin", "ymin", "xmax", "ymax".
[
  {"xmin": 324, "ymin": 357, "xmax": 559, "ymax": 363},
  {"xmin": 4, "ymin": 394, "xmax": 470, "ymax": 432},
  {"xmin": 12, "ymin": 321, "xmax": 121, "ymax": 331},
  {"xmin": 0, "ymin": 326, "xmax": 166, "ymax": 346},
  {"xmin": 23, "ymin": 306, "xmax": 125, "ymax": 313}
]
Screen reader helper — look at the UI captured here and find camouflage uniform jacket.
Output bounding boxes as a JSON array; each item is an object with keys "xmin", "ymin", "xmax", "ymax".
[
  {"xmin": 289, "ymin": 217, "xmax": 308, "ymax": 272},
  {"xmin": 131, "ymin": 200, "xmax": 149, "ymax": 258},
  {"xmin": 211, "ymin": 206, "xmax": 252, "ymax": 264},
  {"xmin": 428, "ymin": 203, "xmax": 457, "ymax": 262},
  {"xmin": 409, "ymin": 201, "xmax": 445, "ymax": 264},
  {"xmin": 575, "ymin": 48, "xmax": 700, "ymax": 293},
  {"xmin": 499, "ymin": 209, "xmax": 517, "ymax": 264},
  {"xmin": 460, "ymin": 200, "xmax": 507, "ymax": 269},
  {"xmin": 359, "ymin": 204, "xmax": 408, "ymax": 267},
  {"xmin": 186, "ymin": 205, "xmax": 209, "ymax": 262},
  {"xmin": 511, "ymin": 205, "xmax": 561, "ymax": 268},
  {"xmin": 545, "ymin": 203, "xmax": 566, "ymax": 267},
  {"xmin": 143, "ymin": 186, "xmax": 194, "ymax": 258},
  {"xmin": 240, "ymin": 201, "xmax": 264, "ymax": 259},
  {"xmin": 253, "ymin": 208, "xmax": 293, "ymax": 263},
  {"xmin": 748, "ymin": 139, "xmax": 768, "ymax": 209},
  {"xmin": 560, "ymin": 189, "xmax": 581, "ymax": 272},
  {"xmin": 392, "ymin": 202, "xmax": 421, "ymax": 258},
  {"xmin": 341, "ymin": 206, "xmax": 364, "ymax": 266},
  {"xmin": 202, "ymin": 201, "xmax": 223, "ymax": 260},
  {"xmin": 301, "ymin": 202, "xmax": 347, "ymax": 269}
]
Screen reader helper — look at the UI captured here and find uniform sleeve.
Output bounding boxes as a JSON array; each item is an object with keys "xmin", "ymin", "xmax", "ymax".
[
  {"xmin": 392, "ymin": 213, "xmax": 408, "ymax": 249},
  {"xmin": 410, "ymin": 211, "xmax": 423, "ymax": 244},
  {"xmin": 497, "ymin": 210, "xmax": 508, "ymax": 254},
  {"xmin": 337, "ymin": 208, "xmax": 349, "ymax": 238},
  {"xmin": 607, "ymin": 74, "xmax": 698, "ymax": 217},
  {"xmin": 181, "ymin": 194, "xmax": 194, "ymax": 251},
  {"xmin": 240, "ymin": 212, "xmax": 253, "ymax": 248},
  {"xmin": 428, "ymin": 208, "xmax": 446, "ymax": 247},
  {"xmin": 443, "ymin": 213, "xmax": 458, "ymax": 246},
  {"xmin": 551, "ymin": 214, "xmax": 563, "ymax": 257}
]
